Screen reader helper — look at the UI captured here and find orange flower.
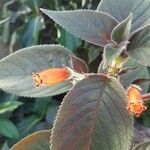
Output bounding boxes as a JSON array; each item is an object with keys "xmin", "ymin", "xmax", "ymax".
[
  {"xmin": 32, "ymin": 67, "xmax": 70, "ymax": 87},
  {"xmin": 127, "ymin": 84, "xmax": 147, "ymax": 117}
]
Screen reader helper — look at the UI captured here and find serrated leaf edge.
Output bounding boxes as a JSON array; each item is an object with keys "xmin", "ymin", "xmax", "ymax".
[
  {"xmin": 11, "ymin": 130, "xmax": 51, "ymax": 150},
  {"xmin": 50, "ymin": 74, "xmax": 134, "ymax": 149},
  {"xmin": 40, "ymin": 9, "xmax": 119, "ymax": 47},
  {"xmin": 111, "ymin": 13, "xmax": 133, "ymax": 43}
]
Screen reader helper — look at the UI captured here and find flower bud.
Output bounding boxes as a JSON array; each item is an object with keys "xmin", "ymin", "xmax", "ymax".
[{"xmin": 32, "ymin": 67, "xmax": 70, "ymax": 87}]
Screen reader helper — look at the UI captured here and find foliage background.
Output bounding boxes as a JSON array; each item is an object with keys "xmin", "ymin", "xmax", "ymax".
[{"xmin": 0, "ymin": 0, "xmax": 149, "ymax": 149}]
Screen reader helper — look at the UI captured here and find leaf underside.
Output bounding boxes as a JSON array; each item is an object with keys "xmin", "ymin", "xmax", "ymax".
[{"xmin": 50, "ymin": 75, "xmax": 133, "ymax": 150}]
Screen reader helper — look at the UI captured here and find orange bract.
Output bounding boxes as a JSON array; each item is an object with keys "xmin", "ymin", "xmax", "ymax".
[
  {"xmin": 32, "ymin": 67, "xmax": 70, "ymax": 87},
  {"xmin": 127, "ymin": 84, "xmax": 147, "ymax": 117}
]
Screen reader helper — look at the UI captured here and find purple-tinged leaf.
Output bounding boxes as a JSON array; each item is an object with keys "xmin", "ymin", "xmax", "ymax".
[
  {"xmin": 70, "ymin": 55, "xmax": 89, "ymax": 73},
  {"xmin": 11, "ymin": 130, "xmax": 51, "ymax": 150},
  {"xmin": 97, "ymin": 0, "xmax": 150, "ymax": 35},
  {"xmin": 97, "ymin": 0, "xmax": 133, "ymax": 22},
  {"xmin": 50, "ymin": 75, "xmax": 133, "ymax": 150},
  {"xmin": 40, "ymin": 9, "xmax": 118, "ymax": 47}
]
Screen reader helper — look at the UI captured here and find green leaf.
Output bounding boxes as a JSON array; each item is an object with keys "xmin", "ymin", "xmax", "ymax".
[
  {"xmin": 126, "ymin": 25, "xmax": 150, "ymax": 66},
  {"xmin": 120, "ymin": 58, "xmax": 150, "ymax": 93},
  {"xmin": 22, "ymin": 15, "xmax": 45, "ymax": 47},
  {"xmin": 1, "ymin": 142, "xmax": 9, "ymax": 150},
  {"xmin": 0, "ymin": 119, "xmax": 19, "ymax": 138},
  {"xmin": 40, "ymin": 9, "xmax": 118, "ymax": 47},
  {"xmin": 97, "ymin": 0, "xmax": 133, "ymax": 22},
  {"xmin": 0, "ymin": 45, "xmax": 73, "ymax": 97},
  {"xmin": 0, "ymin": 100, "xmax": 22, "ymax": 114},
  {"xmin": 102, "ymin": 44, "xmax": 124, "ymax": 68},
  {"xmin": 34, "ymin": 97, "xmax": 50, "ymax": 117},
  {"xmin": 58, "ymin": 27, "xmax": 82, "ymax": 52},
  {"xmin": 0, "ymin": 17, "xmax": 10, "ymax": 25},
  {"xmin": 24, "ymin": 0, "xmax": 41, "ymax": 14},
  {"xmin": 88, "ymin": 48, "xmax": 102, "ymax": 64},
  {"xmin": 111, "ymin": 13, "xmax": 132, "ymax": 44},
  {"xmin": 97, "ymin": 0, "xmax": 150, "ymax": 34},
  {"xmin": 45, "ymin": 102, "xmax": 59, "ymax": 124},
  {"xmin": 11, "ymin": 130, "xmax": 51, "ymax": 150},
  {"xmin": 132, "ymin": 140, "xmax": 150, "ymax": 150},
  {"xmin": 17, "ymin": 115, "xmax": 41, "ymax": 138},
  {"xmin": 50, "ymin": 75, "xmax": 133, "ymax": 150}
]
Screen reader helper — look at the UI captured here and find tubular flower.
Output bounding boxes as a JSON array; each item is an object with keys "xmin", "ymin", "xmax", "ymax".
[
  {"xmin": 32, "ymin": 67, "xmax": 70, "ymax": 87},
  {"xmin": 127, "ymin": 84, "xmax": 147, "ymax": 117}
]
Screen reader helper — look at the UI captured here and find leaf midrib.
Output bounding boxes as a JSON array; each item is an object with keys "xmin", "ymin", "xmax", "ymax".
[{"xmin": 89, "ymin": 80, "xmax": 107, "ymax": 149}]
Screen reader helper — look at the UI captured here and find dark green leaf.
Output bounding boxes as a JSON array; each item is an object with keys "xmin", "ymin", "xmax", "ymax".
[
  {"xmin": 45, "ymin": 102, "xmax": 59, "ymax": 124},
  {"xmin": 0, "ymin": 119, "xmax": 19, "ymax": 138},
  {"xmin": 11, "ymin": 130, "xmax": 51, "ymax": 150},
  {"xmin": 34, "ymin": 97, "xmax": 50, "ymax": 117},
  {"xmin": 22, "ymin": 16, "xmax": 45, "ymax": 47},
  {"xmin": 97, "ymin": 0, "xmax": 133, "ymax": 22},
  {"xmin": 0, "ymin": 17, "xmax": 10, "ymax": 25},
  {"xmin": 40, "ymin": 9, "xmax": 118, "ymax": 47},
  {"xmin": 24, "ymin": 0, "xmax": 41, "ymax": 14},
  {"xmin": 17, "ymin": 115, "xmax": 41, "ymax": 138},
  {"xmin": 143, "ymin": 115, "xmax": 150, "ymax": 128},
  {"xmin": 88, "ymin": 48, "xmax": 102, "ymax": 64},
  {"xmin": 126, "ymin": 25, "xmax": 150, "ymax": 66},
  {"xmin": 2, "ymin": 21, "xmax": 9, "ymax": 44},
  {"xmin": 132, "ymin": 140, "xmax": 150, "ymax": 150},
  {"xmin": 0, "ymin": 45, "xmax": 73, "ymax": 97},
  {"xmin": 1, "ymin": 142, "xmax": 9, "ymax": 150},
  {"xmin": 58, "ymin": 27, "xmax": 82, "ymax": 52},
  {"xmin": 50, "ymin": 75, "xmax": 133, "ymax": 150},
  {"xmin": 111, "ymin": 13, "xmax": 132, "ymax": 44},
  {"xmin": 0, "ymin": 100, "xmax": 22, "ymax": 114}
]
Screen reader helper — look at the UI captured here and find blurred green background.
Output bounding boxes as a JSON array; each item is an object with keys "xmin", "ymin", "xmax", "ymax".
[{"xmin": 0, "ymin": 0, "xmax": 150, "ymax": 149}]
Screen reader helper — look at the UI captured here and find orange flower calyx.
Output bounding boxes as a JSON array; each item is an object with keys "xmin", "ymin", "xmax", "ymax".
[
  {"xmin": 32, "ymin": 67, "xmax": 70, "ymax": 87},
  {"xmin": 127, "ymin": 84, "xmax": 147, "ymax": 117}
]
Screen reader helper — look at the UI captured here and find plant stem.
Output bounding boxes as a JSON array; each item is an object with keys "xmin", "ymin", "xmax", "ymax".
[{"xmin": 142, "ymin": 93, "xmax": 150, "ymax": 101}]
